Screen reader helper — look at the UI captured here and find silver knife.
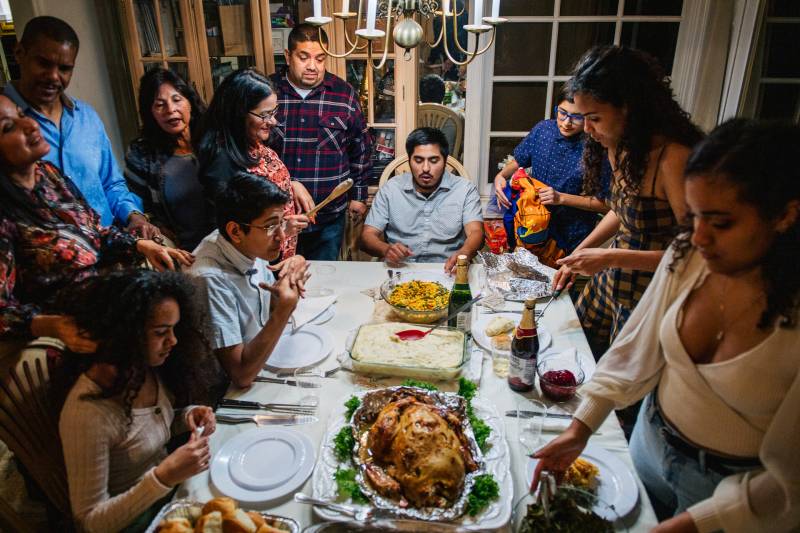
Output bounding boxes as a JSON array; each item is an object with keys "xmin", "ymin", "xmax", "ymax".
[
  {"xmin": 216, "ymin": 414, "xmax": 318, "ymax": 426},
  {"xmin": 505, "ymin": 409, "xmax": 573, "ymax": 420},
  {"xmin": 253, "ymin": 376, "xmax": 321, "ymax": 387}
]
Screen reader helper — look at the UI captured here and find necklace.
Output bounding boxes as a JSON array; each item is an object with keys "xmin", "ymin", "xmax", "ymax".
[{"xmin": 715, "ymin": 277, "xmax": 764, "ymax": 342}]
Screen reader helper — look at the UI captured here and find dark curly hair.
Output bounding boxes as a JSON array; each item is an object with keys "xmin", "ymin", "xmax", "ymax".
[
  {"xmin": 670, "ymin": 118, "xmax": 800, "ymax": 329},
  {"xmin": 137, "ymin": 67, "xmax": 207, "ymax": 155},
  {"xmin": 55, "ymin": 270, "xmax": 220, "ymax": 424},
  {"xmin": 566, "ymin": 46, "xmax": 703, "ymax": 198}
]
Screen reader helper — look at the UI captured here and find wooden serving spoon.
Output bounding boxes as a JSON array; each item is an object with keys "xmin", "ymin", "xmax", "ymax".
[
  {"xmin": 395, "ymin": 294, "xmax": 483, "ymax": 341},
  {"xmin": 305, "ymin": 178, "xmax": 354, "ymax": 218}
]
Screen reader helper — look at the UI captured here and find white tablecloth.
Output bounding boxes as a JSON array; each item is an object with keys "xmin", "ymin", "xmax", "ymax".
[{"xmin": 178, "ymin": 261, "xmax": 658, "ymax": 531}]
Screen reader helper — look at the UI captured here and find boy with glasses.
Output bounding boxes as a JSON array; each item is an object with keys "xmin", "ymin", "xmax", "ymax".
[{"xmin": 189, "ymin": 172, "xmax": 308, "ymax": 388}]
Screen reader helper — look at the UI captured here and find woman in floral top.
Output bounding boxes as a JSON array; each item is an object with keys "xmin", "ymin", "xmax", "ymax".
[
  {"xmin": 0, "ymin": 94, "xmax": 194, "ymax": 350},
  {"xmin": 196, "ymin": 68, "xmax": 313, "ymax": 258}
]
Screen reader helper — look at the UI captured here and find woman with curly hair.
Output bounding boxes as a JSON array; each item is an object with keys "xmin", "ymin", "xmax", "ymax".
[
  {"xmin": 58, "ymin": 270, "xmax": 218, "ymax": 533},
  {"xmin": 195, "ymin": 68, "xmax": 313, "ymax": 258},
  {"xmin": 125, "ymin": 68, "xmax": 210, "ymax": 250},
  {"xmin": 553, "ymin": 46, "xmax": 703, "ymax": 357},
  {"xmin": 535, "ymin": 119, "xmax": 800, "ymax": 533}
]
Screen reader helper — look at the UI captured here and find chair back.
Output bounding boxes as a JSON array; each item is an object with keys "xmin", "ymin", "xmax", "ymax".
[
  {"xmin": 417, "ymin": 103, "xmax": 464, "ymax": 159},
  {"xmin": 0, "ymin": 341, "xmax": 71, "ymax": 519},
  {"xmin": 378, "ymin": 155, "xmax": 470, "ymax": 188}
]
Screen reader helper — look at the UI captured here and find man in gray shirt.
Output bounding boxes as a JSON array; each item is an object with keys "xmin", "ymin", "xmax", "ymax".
[
  {"xmin": 361, "ymin": 127, "xmax": 484, "ymax": 272},
  {"xmin": 189, "ymin": 173, "xmax": 308, "ymax": 388}
]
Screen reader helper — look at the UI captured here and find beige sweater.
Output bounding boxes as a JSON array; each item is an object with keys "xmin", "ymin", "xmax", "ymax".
[
  {"xmin": 574, "ymin": 247, "xmax": 800, "ymax": 533},
  {"xmin": 59, "ymin": 373, "xmax": 192, "ymax": 533}
]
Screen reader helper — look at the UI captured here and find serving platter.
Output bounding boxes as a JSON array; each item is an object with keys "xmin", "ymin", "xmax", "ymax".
[{"xmin": 311, "ymin": 391, "xmax": 513, "ymax": 530}]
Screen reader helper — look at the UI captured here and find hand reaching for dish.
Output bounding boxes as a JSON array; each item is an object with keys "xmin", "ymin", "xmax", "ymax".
[
  {"xmin": 154, "ymin": 431, "xmax": 211, "ymax": 487},
  {"xmin": 530, "ymin": 419, "xmax": 592, "ymax": 491}
]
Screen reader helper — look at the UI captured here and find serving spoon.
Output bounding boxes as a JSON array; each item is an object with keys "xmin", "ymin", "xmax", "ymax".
[{"xmin": 395, "ymin": 294, "xmax": 482, "ymax": 341}]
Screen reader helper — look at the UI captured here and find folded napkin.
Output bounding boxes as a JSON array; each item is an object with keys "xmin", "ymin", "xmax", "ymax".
[{"xmin": 292, "ymin": 295, "xmax": 337, "ymax": 330}]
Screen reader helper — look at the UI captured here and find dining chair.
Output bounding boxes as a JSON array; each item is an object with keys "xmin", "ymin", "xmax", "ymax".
[
  {"xmin": 417, "ymin": 102, "xmax": 464, "ymax": 160},
  {"xmin": 0, "ymin": 339, "xmax": 72, "ymax": 529},
  {"xmin": 378, "ymin": 154, "xmax": 470, "ymax": 188}
]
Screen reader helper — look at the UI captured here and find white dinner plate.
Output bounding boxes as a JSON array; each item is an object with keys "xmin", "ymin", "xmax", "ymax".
[
  {"xmin": 266, "ymin": 324, "xmax": 334, "ymax": 370},
  {"xmin": 310, "ymin": 304, "xmax": 335, "ymax": 325},
  {"xmin": 211, "ymin": 427, "xmax": 316, "ymax": 503},
  {"xmin": 525, "ymin": 443, "xmax": 639, "ymax": 520},
  {"xmin": 472, "ymin": 312, "xmax": 552, "ymax": 353}
]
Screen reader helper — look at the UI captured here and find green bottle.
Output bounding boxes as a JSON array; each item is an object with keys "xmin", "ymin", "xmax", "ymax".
[{"xmin": 448, "ymin": 254, "xmax": 473, "ymax": 332}]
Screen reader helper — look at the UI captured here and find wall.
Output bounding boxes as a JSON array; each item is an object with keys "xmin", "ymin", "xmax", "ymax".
[{"xmin": 8, "ymin": 0, "xmax": 126, "ymax": 162}]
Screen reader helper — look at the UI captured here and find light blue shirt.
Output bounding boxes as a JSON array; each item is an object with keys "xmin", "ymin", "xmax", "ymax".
[
  {"xmin": 4, "ymin": 83, "xmax": 142, "ymax": 226},
  {"xmin": 365, "ymin": 171, "xmax": 483, "ymax": 263},
  {"xmin": 188, "ymin": 230, "xmax": 275, "ymax": 350}
]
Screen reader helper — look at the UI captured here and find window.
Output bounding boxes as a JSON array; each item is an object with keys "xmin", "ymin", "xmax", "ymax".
[
  {"xmin": 740, "ymin": 0, "xmax": 800, "ymax": 122},
  {"xmin": 466, "ymin": 0, "xmax": 685, "ymax": 198}
]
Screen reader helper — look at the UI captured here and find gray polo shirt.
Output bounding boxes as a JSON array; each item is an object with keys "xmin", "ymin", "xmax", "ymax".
[
  {"xmin": 364, "ymin": 171, "xmax": 483, "ymax": 263},
  {"xmin": 188, "ymin": 230, "xmax": 275, "ymax": 350}
]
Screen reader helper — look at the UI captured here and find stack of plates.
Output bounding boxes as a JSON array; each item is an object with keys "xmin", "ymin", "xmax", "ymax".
[{"xmin": 211, "ymin": 427, "xmax": 316, "ymax": 502}]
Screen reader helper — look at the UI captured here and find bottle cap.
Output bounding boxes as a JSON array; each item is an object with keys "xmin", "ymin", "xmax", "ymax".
[{"xmin": 457, "ymin": 254, "xmax": 468, "ymax": 265}]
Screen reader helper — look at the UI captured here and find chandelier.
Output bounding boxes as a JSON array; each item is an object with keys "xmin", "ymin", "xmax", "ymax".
[{"xmin": 305, "ymin": 0, "xmax": 506, "ymax": 70}]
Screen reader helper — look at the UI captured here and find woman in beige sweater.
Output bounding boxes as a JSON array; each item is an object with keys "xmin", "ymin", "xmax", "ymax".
[
  {"xmin": 58, "ymin": 270, "xmax": 218, "ymax": 532},
  {"xmin": 534, "ymin": 119, "xmax": 800, "ymax": 533}
]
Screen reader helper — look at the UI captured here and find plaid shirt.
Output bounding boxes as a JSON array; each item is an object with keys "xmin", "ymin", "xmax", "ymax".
[{"xmin": 270, "ymin": 72, "xmax": 372, "ymax": 224}]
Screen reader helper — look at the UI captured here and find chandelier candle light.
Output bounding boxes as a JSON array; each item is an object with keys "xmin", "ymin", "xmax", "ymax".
[{"xmin": 305, "ymin": 0, "xmax": 506, "ymax": 70}]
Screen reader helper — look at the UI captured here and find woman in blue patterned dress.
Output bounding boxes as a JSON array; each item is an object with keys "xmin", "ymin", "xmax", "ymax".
[{"xmin": 494, "ymin": 87, "xmax": 612, "ymax": 254}]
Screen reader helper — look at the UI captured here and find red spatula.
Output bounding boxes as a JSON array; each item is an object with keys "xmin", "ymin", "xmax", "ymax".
[{"xmin": 395, "ymin": 294, "xmax": 483, "ymax": 341}]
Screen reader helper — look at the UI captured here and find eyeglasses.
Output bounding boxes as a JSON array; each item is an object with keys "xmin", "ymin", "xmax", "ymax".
[
  {"xmin": 238, "ymin": 219, "xmax": 287, "ymax": 236},
  {"xmin": 554, "ymin": 106, "xmax": 584, "ymax": 124},
  {"xmin": 248, "ymin": 106, "xmax": 280, "ymax": 123}
]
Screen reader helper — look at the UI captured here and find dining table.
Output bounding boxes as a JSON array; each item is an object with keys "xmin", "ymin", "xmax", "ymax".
[{"xmin": 177, "ymin": 260, "xmax": 659, "ymax": 532}]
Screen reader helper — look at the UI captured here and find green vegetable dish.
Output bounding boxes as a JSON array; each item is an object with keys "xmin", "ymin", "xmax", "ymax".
[{"xmin": 517, "ymin": 490, "xmax": 613, "ymax": 533}]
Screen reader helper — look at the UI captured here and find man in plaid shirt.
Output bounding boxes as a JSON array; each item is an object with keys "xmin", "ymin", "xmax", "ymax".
[{"xmin": 270, "ymin": 24, "xmax": 372, "ymax": 260}]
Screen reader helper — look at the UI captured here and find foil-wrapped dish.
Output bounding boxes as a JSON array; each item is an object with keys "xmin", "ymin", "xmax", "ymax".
[
  {"xmin": 348, "ymin": 387, "xmax": 486, "ymax": 521},
  {"xmin": 477, "ymin": 249, "xmax": 555, "ymax": 301}
]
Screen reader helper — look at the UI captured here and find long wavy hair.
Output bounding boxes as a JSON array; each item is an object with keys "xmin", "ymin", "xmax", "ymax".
[
  {"xmin": 194, "ymin": 68, "xmax": 275, "ymax": 172},
  {"xmin": 55, "ymin": 270, "xmax": 219, "ymax": 424},
  {"xmin": 566, "ymin": 46, "xmax": 703, "ymax": 198},
  {"xmin": 670, "ymin": 119, "xmax": 800, "ymax": 329},
  {"xmin": 137, "ymin": 67, "xmax": 207, "ymax": 155}
]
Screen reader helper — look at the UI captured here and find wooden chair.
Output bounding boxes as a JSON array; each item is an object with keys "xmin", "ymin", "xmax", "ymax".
[
  {"xmin": 417, "ymin": 102, "xmax": 464, "ymax": 159},
  {"xmin": 0, "ymin": 340, "xmax": 71, "ymax": 529},
  {"xmin": 378, "ymin": 154, "xmax": 470, "ymax": 188}
]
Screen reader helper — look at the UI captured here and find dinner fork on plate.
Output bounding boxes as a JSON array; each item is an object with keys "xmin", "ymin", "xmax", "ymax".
[{"xmin": 217, "ymin": 398, "xmax": 316, "ymax": 414}]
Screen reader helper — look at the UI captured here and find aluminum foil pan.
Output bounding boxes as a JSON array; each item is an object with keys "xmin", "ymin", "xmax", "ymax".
[
  {"xmin": 144, "ymin": 499, "xmax": 300, "ymax": 533},
  {"xmin": 505, "ymin": 278, "xmax": 551, "ymax": 301},
  {"xmin": 349, "ymin": 386, "xmax": 486, "ymax": 522},
  {"xmin": 477, "ymin": 249, "xmax": 554, "ymax": 301}
]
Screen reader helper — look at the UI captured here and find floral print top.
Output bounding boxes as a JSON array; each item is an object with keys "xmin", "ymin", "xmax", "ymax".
[
  {"xmin": 0, "ymin": 162, "xmax": 140, "ymax": 339},
  {"xmin": 247, "ymin": 144, "xmax": 297, "ymax": 258}
]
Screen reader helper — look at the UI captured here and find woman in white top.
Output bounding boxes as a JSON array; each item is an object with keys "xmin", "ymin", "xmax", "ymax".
[
  {"xmin": 533, "ymin": 119, "xmax": 800, "ymax": 533},
  {"xmin": 58, "ymin": 270, "xmax": 218, "ymax": 532}
]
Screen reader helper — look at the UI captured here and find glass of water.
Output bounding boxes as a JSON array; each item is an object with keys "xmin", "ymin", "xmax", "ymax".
[
  {"xmin": 517, "ymin": 398, "xmax": 547, "ymax": 456},
  {"xmin": 294, "ymin": 368, "xmax": 324, "ymax": 409}
]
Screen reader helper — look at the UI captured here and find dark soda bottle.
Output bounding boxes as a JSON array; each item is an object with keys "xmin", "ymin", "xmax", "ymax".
[{"xmin": 508, "ymin": 298, "xmax": 538, "ymax": 392}]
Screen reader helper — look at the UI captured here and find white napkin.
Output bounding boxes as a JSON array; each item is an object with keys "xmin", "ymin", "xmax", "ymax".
[
  {"xmin": 542, "ymin": 416, "xmax": 572, "ymax": 432},
  {"xmin": 291, "ymin": 295, "xmax": 337, "ymax": 330}
]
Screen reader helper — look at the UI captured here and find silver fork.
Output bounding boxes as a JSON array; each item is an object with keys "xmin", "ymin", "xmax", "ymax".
[
  {"xmin": 294, "ymin": 493, "xmax": 373, "ymax": 521},
  {"xmin": 217, "ymin": 398, "xmax": 316, "ymax": 414},
  {"xmin": 276, "ymin": 366, "xmax": 341, "ymax": 379}
]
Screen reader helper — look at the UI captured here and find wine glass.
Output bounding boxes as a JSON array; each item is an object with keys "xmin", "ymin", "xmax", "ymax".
[{"xmin": 517, "ymin": 398, "xmax": 547, "ymax": 456}]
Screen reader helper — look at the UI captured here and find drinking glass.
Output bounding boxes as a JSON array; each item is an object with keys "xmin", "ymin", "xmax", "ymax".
[
  {"xmin": 517, "ymin": 398, "xmax": 547, "ymax": 456},
  {"xmin": 294, "ymin": 368, "xmax": 324, "ymax": 409},
  {"xmin": 491, "ymin": 336, "xmax": 510, "ymax": 378}
]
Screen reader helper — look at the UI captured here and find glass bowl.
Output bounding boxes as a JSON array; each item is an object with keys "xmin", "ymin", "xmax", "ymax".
[
  {"xmin": 512, "ymin": 486, "xmax": 626, "ymax": 532},
  {"xmin": 536, "ymin": 349, "xmax": 586, "ymax": 402},
  {"xmin": 379, "ymin": 271, "xmax": 453, "ymax": 324}
]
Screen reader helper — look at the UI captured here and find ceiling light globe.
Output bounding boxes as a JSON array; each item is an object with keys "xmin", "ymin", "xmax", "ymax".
[{"xmin": 393, "ymin": 17, "xmax": 424, "ymax": 51}]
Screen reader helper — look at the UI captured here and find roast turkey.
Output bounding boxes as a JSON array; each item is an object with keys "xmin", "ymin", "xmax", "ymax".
[{"xmin": 360, "ymin": 396, "xmax": 478, "ymax": 508}]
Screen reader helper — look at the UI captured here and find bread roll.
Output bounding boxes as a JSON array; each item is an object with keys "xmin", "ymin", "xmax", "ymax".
[
  {"xmin": 202, "ymin": 497, "xmax": 237, "ymax": 516},
  {"xmin": 485, "ymin": 316, "xmax": 515, "ymax": 337},
  {"xmin": 194, "ymin": 511, "xmax": 223, "ymax": 533},
  {"xmin": 221, "ymin": 508, "xmax": 257, "ymax": 533},
  {"xmin": 491, "ymin": 333, "xmax": 511, "ymax": 351},
  {"xmin": 246, "ymin": 511, "xmax": 266, "ymax": 528},
  {"xmin": 156, "ymin": 517, "xmax": 193, "ymax": 533}
]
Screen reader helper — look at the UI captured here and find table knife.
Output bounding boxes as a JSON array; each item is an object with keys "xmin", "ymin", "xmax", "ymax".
[
  {"xmin": 216, "ymin": 414, "xmax": 318, "ymax": 426},
  {"xmin": 253, "ymin": 376, "xmax": 321, "ymax": 387},
  {"xmin": 505, "ymin": 409, "xmax": 573, "ymax": 420}
]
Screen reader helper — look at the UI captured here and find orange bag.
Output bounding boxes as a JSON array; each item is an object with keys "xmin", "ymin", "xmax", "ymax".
[{"xmin": 511, "ymin": 169, "xmax": 565, "ymax": 268}]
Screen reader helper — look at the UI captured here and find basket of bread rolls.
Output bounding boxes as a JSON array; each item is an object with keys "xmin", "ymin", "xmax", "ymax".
[{"xmin": 148, "ymin": 497, "xmax": 300, "ymax": 533}]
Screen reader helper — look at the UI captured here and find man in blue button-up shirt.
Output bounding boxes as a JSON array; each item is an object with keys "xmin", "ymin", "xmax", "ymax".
[{"xmin": 5, "ymin": 16, "xmax": 158, "ymax": 237}]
